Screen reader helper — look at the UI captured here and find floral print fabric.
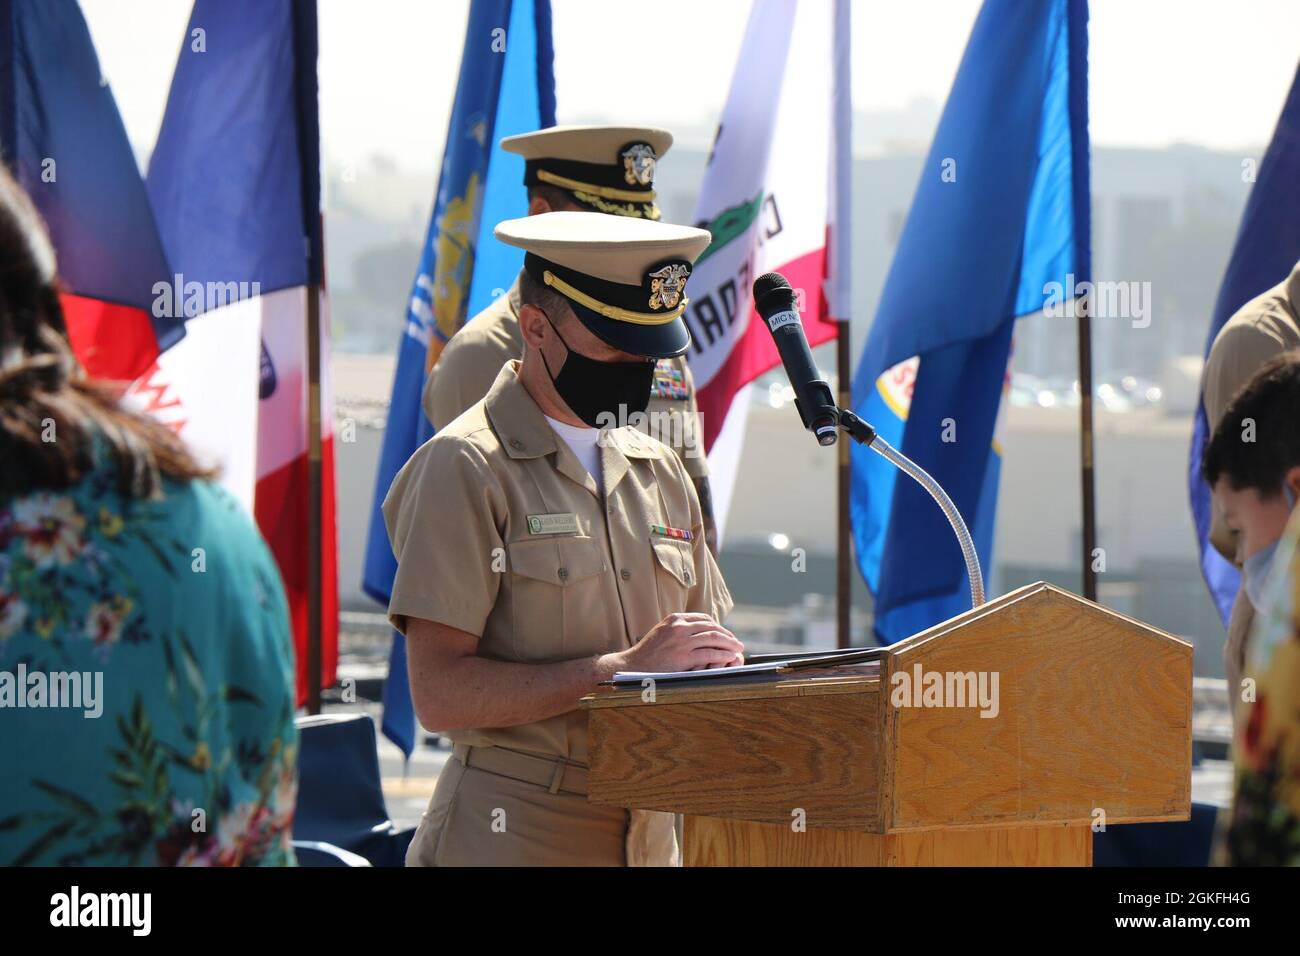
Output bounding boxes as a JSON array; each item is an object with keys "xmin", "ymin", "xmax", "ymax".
[
  {"xmin": 1229, "ymin": 505, "xmax": 1300, "ymax": 865},
  {"xmin": 0, "ymin": 461, "xmax": 297, "ymax": 866}
]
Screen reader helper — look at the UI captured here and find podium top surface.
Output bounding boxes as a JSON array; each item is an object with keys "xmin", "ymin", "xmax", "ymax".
[
  {"xmin": 583, "ymin": 663, "xmax": 881, "ymax": 709},
  {"xmin": 582, "ymin": 581, "xmax": 1190, "ymax": 711}
]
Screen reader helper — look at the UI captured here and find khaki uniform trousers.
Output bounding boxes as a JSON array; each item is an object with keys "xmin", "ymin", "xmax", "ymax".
[{"xmin": 406, "ymin": 744, "xmax": 678, "ymax": 867}]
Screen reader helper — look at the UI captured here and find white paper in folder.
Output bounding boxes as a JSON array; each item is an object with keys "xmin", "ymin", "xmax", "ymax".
[{"xmin": 608, "ymin": 661, "xmax": 789, "ymax": 685}]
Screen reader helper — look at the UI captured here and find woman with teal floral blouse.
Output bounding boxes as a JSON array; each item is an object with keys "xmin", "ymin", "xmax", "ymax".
[{"xmin": 0, "ymin": 169, "xmax": 298, "ymax": 865}]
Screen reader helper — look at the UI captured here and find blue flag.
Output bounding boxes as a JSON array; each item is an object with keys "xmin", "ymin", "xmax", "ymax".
[
  {"xmin": 0, "ymin": 0, "xmax": 182, "ymax": 380},
  {"xmin": 362, "ymin": 0, "xmax": 555, "ymax": 757},
  {"xmin": 147, "ymin": 0, "xmax": 323, "ymax": 296},
  {"xmin": 1188, "ymin": 64, "xmax": 1300, "ymax": 626},
  {"xmin": 850, "ymin": 0, "xmax": 1091, "ymax": 644}
]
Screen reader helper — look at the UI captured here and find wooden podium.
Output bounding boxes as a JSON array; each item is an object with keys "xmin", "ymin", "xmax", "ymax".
[{"xmin": 581, "ymin": 582, "xmax": 1192, "ymax": 866}]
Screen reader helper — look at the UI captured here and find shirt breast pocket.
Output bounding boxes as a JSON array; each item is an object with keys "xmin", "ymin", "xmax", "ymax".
[
  {"xmin": 650, "ymin": 536, "xmax": 696, "ymax": 612},
  {"xmin": 506, "ymin": 536, "xmax": 608, "ymax": 661}
]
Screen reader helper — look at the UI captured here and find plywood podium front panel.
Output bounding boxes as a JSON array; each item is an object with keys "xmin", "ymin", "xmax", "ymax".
[
  {"xmin": 587, "ymin": 674, "xmax": 883, "ymax": 830},
  {"xmin": 884, "ymin": 584, "xmax": 1193, "ymax": 832},
  {"xmin": 682, "ymin": 817, "xmax": 1093, "ymax": 867}
]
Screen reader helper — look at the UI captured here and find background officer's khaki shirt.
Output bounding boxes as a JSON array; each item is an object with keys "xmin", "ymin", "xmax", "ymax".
[
  {"xmin": 423, "ymin": 279, "xmax": 710, "ymax": 479},
  {"xmin": 1200, "ymin": 260, "xmax": 1300, "ymax": 720},
  {"xmin": 386, "ymin": 361, "xmax": 732, "ymax": 766}
]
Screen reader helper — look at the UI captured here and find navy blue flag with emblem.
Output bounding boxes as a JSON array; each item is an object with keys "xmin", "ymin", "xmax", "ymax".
[
  {"xmin": 362, "ymin": 0, "xmax": 555, "ymax": 758},
  {"xmin": 850, "ymin": 0, "xmax": 1091, "ymax": 643},
  {"xmin": 1187, "ymin": 63, "xmax": 1300, "ymax": 627}
]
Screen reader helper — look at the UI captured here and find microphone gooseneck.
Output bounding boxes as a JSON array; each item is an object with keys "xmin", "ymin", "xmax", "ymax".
[{"xmin": 840, "ymin": 410, "xmax": 985, "ymax": 608}]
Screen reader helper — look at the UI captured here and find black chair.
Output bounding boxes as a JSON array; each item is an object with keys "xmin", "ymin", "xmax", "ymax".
[
  {"xmin": 293, "ymin": 713, "xmax": 415, "ymax": 867},
  {"xmin": 292, "ymin": 840, "xmax": 372, "ymax": 867},
  {"xmin": 1092, "ymin": 801, "xmax": 1219, "ymax": 866}
]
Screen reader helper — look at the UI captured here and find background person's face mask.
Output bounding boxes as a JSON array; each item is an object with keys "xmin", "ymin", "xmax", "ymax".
[
  {"xmin": 539, "ymin": 312, "xmax": 655, "ymax": 428},
  {"xmin": 1242, "ymin": 484, "xmax": 1297, "ymax": 611}
]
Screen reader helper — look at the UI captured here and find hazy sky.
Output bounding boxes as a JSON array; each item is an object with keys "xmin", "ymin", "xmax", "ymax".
[{"xmin": 84, "ymin": 0, "xmax": 1300, "ymax": 172}]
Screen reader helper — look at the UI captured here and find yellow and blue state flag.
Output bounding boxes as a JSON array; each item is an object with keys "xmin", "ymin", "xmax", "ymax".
[{"xmin": 363, "ymin": 0, "xmax": 555, "ymax": 756}]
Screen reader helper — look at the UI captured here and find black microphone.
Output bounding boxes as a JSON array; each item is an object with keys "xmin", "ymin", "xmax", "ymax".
[{"xmin": 753, "ymin": 272, "xmax": 839, "ymax": 445}]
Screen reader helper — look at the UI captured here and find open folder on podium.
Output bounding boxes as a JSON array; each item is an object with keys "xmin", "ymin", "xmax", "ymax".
[
  {"xmin": 606, "ymin": 647, "xmax": 885, "ymax": 686},
  {"xmin": 580, "ymin": 582, "xmax": 1193, "ymax": 867}
]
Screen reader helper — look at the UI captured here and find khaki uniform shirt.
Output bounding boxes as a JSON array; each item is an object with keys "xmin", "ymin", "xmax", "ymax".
[
  {"xmin": 1201, "ymin": 260, "xmax": 1300, "ymax": 720},
  {"xmin": 423, "ymin": 280, "xmax": 710, "ymax": 479},
  {"xmin": 384, "ymin": 362, "xmax": 732, "ymax": 865}
]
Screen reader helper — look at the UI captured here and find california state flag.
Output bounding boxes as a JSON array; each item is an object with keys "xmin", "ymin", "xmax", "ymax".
[{"xmin": 686, "ymin": 0, "xmax": 845, "ymax": 536}]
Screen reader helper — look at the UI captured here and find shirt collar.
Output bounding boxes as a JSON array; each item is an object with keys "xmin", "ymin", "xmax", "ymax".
[
  {"xmin": 484, "ymin": 361, "xmax": 558, "ymax": 460},
  {"xmin": 505, "ymin": 276, "xmax": 522, "ymax": 320}
]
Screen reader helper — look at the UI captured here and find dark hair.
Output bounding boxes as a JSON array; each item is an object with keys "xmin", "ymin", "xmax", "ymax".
[
  {"xmin": 526, "ymin": 182, "xmax": 580, "ymax": 212},
  {"xmin": 517, "ymin": 265, "xmax": 571, "ymax": 319},
  {"xmin": 0, "ymin": 165, "xmax": 215, "ymax": 499},
  {"xmin": 1202, "ymin": 349, "xmax": 1300, "ymax": 496}
]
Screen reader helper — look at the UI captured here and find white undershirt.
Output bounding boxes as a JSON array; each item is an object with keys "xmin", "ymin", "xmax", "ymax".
[{"xmin": 545, "ymin": 415, "xmax": 604, "ymax": 487}]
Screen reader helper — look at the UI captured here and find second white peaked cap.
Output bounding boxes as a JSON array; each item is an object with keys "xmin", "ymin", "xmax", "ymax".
[
  {"xmin": 495, "ymin": 211, "xmax": 713, "ymax": 357},
  {"xmin": 501, "ymin": 125, "xmax": 674, "ymax": 220},
  {"xmin": 500, "ymin": 125, "xmax": 674, "ymax": 165}
]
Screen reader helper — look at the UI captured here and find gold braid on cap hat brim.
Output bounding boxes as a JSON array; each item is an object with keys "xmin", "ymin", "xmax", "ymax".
[
  {"xmin": 573, "ymin": 191, "xmax": 661, "ymax": 220},
  {"xmin": 536, "ymin": 169, "xmax": 657, "ymax": 203},
  {"xmin": 543, "ymin": 270, "xmax": 687, "ymax": 326}
]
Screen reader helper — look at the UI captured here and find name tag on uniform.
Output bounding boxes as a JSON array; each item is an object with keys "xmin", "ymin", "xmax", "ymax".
[
  {"xmin": 650, "ymin": 524, "xmax": 693, "ymax": 542},
  {"xmin": 527, "ymin": 513, "xmax": 580, "ymax": 536}
]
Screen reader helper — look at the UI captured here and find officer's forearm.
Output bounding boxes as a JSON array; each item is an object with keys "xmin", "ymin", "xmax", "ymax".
[
  {"xmin": 426, "ymin": 654, "xmax": 622, "ymax": 731},
  {"xmin": 406, "ymin": 617, "xmax": 623, "ymax": 731}
]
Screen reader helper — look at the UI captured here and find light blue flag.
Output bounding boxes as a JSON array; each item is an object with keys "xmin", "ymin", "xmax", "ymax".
[
  {"xmin": 362, "ymin": 0, "xmax": 555, "ymax": 757},
  {"xmin": 850, "ymin": 0, "xmax": 1091, "ymax": 644}
]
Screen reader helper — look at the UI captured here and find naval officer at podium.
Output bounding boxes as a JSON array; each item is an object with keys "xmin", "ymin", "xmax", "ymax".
[{"xmin": 383, "ymin": 212, "xmax": 738, "ymax": 866}]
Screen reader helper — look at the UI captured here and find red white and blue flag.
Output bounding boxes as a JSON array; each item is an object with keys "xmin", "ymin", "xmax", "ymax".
[
  {"xmin": 1, "ymin": 0, "xmax": 336, "ymax": 705},
  {"xmin": 1, "ymin": 0, "xmax": 183, "ymax": 382},
  {"xmin": 144, "ymin": 0, "xmax": 336, "ymax": 706}
]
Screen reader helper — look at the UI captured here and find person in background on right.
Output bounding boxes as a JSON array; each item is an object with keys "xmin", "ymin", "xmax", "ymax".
[
  {"xmin": 1202, "ymin": 351, "xmax": 1300, "ymax": 865},
  {"xmin": 1200, "ymin": 260, "xmax": 1300, "ymax": 729}
]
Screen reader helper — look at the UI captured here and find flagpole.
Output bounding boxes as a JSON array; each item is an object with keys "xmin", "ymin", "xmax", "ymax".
[
  {"xmin": 832, "ymin": 0, "xmax": 853, "ymax": 649},
  {"xmin": 306, "ymin": 283, "xmax": 324, "ymax": 714},
  {"xmin": 836, "ymin": 338, "xmax": 852, "ymax": 648},
  {"xmin": 1078, "ymin": 292, "xmax": 1098, "ymax": 601},
  {"xmin": 1068, "ymin": 0, "xmax": 1097, "ymax": 604}
]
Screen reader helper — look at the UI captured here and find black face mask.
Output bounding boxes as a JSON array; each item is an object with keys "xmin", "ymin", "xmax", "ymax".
[{"xmin": 539, "ymin": 313, "xmax": 655, "ymax": 428}]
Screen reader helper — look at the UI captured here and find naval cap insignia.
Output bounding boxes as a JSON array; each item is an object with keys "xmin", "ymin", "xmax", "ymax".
[
  {"xmin": 647, "ymin": 262, "xmax": 690, "ymax": 311},
  {"xmin": 621, "ymin": 142, "xmax": 657, "ymax": 187}
]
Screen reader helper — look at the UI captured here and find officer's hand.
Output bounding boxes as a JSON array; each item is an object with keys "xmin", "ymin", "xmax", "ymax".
[{"xmin": 619, "ymin": 612, "xmax": 744, "ymax": 672}]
